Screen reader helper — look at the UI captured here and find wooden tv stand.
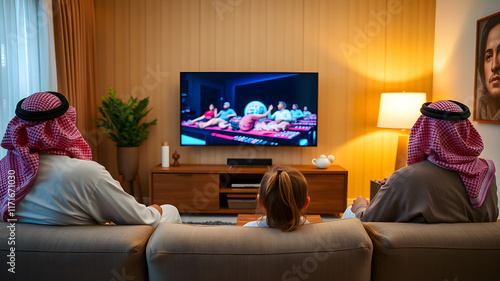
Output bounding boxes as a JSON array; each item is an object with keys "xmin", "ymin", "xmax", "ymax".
[{"xmin": 149, "ymin": 164, "xmax": 348, "ymax": 214}]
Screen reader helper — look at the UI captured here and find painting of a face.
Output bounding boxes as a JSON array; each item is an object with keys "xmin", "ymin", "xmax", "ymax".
[
  {"xmin": 483, "ymin": 24, "xmax": 500, "ymax": 98},
  {"xmin": 474, "ymin": 11, "xmax": 500, "ymax": 123}
]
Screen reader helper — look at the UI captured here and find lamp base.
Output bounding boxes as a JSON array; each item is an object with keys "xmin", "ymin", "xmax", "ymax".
[{"xmin": 395, "ymin": 134, "xmax": 409, "ymax": 171}]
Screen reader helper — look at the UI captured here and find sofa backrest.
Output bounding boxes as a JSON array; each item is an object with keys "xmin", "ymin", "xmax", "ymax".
[
  {"xmin": 364, "ymin": 222, "xmax": 500, "ymax": 281},
  {"xmin": 0, "ymin": 222, "xmax": 154, "ymax": 281},
  {"xmin": 146, "ymin": 218, "xmax": 373, "ymax": 281}
]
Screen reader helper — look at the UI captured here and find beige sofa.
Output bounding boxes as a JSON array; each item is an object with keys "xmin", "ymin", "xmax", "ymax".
[
  {"xmin": 1, "ymin": 219, "xmax": 499, "ymax": 281},
  {"xmin": 364, "ymin": 222, "xmax": 500, "ymax": 281},
  {"xmin": 0, "ymin": 223, "xmax": 154, "ymax": 281}
]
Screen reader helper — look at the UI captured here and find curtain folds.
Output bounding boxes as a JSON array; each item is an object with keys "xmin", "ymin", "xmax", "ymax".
[
  {"xmin": 52, "ymin": 0, "xmax": 100, "ymax": 161},
  {"xmin": 0, "ymin": 0, "xmax": 57, "ymax": 159}
]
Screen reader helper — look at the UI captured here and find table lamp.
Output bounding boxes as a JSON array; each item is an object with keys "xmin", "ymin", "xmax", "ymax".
[{"xmin": 377, "ymin": 92, "xmax": 426, "ymax": 171}]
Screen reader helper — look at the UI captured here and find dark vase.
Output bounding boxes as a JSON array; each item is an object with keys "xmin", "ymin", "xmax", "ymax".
[{"xmin": 116, "ymin": 146, "xmax": 139, "ymax": 181}]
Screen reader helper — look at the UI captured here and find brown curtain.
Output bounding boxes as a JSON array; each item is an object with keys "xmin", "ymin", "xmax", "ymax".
[{"xmin": 52, "ymin": 0, "xmax": 100, "ymax": 161}]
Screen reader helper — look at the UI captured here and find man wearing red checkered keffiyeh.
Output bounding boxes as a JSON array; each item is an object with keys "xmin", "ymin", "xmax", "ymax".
[
  {"xmin": 0, "ymin": 92, "xmax": 92, "ymax": 222},
  {"xmin": 407, "ymin": 100, "xmax": 495, "ymax": 209},
  {"xmin": 347, "ymin": 100, "xmax": 498, "ymax": 223},
  {"xmin": 0, "ymin": 92, "xmax": 181, "ymax": 225}
]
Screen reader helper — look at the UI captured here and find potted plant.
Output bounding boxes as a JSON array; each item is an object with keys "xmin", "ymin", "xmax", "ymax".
[{"xmin": 96, "ymin": 87, "xmax": 157, "ymax": 182}]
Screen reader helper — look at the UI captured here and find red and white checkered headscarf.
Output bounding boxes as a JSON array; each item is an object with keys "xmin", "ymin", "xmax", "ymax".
[
  {"xmin": 407, "ymin": 100, "xmax": 495, "ymax": 209},
  {"xmin": 0, "ymin": 92, "xmax": 92, "ymax": 222}
]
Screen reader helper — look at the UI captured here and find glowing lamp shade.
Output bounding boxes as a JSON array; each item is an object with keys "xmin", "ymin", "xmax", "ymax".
[
  {"xmin": 378, "ymin": 92, "xmax": 426, "ymax": 171},
  {"xmin": 377, "ymin": 93, "xmax": 427, "ymax": 129}
]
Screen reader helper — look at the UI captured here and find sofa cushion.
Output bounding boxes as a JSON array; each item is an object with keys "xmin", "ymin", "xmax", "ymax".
[
  {"xmin": 364, "ymin": 222, "xmax": 500, "ymax": 281},
  {"xmin": 0, "ymin": 222, "xmax": 154, "ymax": 281},
  {"xmin": 147, "ymin": 218, "xmax": 372, "ymax": 281}
]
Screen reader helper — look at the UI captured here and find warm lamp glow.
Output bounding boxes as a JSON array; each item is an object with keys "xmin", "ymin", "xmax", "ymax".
[{"xmin": 377, "ymin": 93, "xmax": 427, "ymax": 129}]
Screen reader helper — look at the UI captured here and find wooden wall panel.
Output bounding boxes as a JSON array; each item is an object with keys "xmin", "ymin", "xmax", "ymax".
[
  {"xmin": 249, "ymin": 0, "xmax": 267, "ymax": 70},
  {"xmin": 141, "ymin": 0, "xmax": 163, "ymax": 191},
  {"xmin": 303, "ymin": 0, "xmax": 319, "ymax": 70},
  {"xmin": 160, "ymin": 0, "xmax": 179, "ymax": 166},
  {"xmin": 95, "ymin": 0, "xmax": 436, "ymax": 201},
  {"xmin": 233, "ymin": 0, "xmax": 251, "ymax": 69}
]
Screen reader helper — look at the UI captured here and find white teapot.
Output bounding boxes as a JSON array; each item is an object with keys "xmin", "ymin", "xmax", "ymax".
[{"xmin": 312, "ymin": 154, "xmax": 335, "ymax": 169}]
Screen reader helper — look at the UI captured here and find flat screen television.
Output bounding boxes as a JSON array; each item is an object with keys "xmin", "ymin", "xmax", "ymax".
[{"xmin": 180, "ymin": 72, "xmax": 318, "ymax": 146}]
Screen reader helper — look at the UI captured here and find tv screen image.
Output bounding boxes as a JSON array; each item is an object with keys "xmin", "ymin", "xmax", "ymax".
[{"xmin": 180, "ymin": 72, "xmax": 318, "ymax": 146}]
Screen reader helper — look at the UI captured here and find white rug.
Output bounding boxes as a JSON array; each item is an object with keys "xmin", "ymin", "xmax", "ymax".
[
  {"xmin": 179, "ymin": 214, "xmax": 340, "ymax": 225},
  {"xmin": 180, "ymin": 214, "xmax": 238, "ymax": 225}
]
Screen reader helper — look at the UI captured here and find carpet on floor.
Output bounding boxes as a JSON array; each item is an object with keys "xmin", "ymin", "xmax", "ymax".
[{"xmin": 182, "ymin": 220, "xmax": 236, "ymax": 225}]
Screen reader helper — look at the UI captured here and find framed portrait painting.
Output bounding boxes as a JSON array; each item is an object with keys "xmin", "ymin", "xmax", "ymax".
[{"xmin": 474, "ymin": 11, "xmax": 500, "ymax": 123}]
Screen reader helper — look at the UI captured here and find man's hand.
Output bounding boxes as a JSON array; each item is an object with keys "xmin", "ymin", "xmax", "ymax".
[
  {"xmin": 375, "ymin": 177, "xmax": 389, "ymax": 185},
  {"xmin": 352, "ymin": 196, "xmax": 369, "ymax": 212},
  {"xmin": 149, "ymin": 204, "xmax": 163, "ymax": 215}
]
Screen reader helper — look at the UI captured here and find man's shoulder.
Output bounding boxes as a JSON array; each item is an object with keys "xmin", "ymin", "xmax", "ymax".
[
  {"xmin": 39, "ymin": 155, "xmax": 105, "ymax": 177},
  {"xmin": 390, "ymin": 160, "xmax": 459, "ymax": 187}
]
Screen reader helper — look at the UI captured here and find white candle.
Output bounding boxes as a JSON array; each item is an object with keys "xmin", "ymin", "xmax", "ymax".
[{"xmin": 161, "ymin": 142, "xmax": 169, "ymax": 167}]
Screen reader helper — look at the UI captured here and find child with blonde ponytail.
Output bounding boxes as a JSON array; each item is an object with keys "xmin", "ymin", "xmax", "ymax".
[{"xmin": 244, "ymin": 166, "xmax": 310, "ymax": 232}]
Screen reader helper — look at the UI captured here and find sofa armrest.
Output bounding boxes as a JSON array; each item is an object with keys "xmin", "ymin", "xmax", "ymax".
[
  {"xmin": 0, "ymin": 222, "xmax": 154, "ymax": 281},
  {"xmin": 364, "ymin": 222, "xmax": 500, "ymax": 281},
  {"xmin": 147, "ymin": 218, "xmax": 372, "ymax": 281}
]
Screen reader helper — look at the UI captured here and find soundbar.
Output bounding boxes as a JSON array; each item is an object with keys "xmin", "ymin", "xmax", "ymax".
[{"xmin": 227, "ymin": 158, "xmax": 272, "ymax": 169}]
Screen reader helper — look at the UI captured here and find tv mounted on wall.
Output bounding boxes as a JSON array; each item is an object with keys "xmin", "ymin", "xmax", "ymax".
[{"xmin": 180, "ymin": 72, "xmax": 318, "ymax": 146}]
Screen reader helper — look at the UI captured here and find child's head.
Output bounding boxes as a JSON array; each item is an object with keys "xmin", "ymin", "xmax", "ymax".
[{"xmin": 258, "ymin": 166, "xmax": 310, "ymax": 232}]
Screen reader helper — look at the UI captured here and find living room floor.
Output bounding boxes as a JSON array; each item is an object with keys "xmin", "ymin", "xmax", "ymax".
[{"xmin": 180, "ymin": 214, "xmax": 341, "ymax": 225}]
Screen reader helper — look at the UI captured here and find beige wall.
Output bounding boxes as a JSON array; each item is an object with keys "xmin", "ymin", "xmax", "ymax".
[
  {"xmin": 434, "ymin": 0, "xmax": 500, "ymax": 216},
  {"xmin": 95, "ymin": 0, "xmax": 435, "ymax": 200}
]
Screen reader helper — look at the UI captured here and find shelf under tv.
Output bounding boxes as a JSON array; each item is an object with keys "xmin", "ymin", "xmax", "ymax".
[{"xmin": 149, "ymin": 164, "xmax": 348, "ymax": 214}]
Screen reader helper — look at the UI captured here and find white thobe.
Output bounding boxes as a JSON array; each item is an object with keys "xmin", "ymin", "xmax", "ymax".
[{"xmin": 15, "ymin": 155, "xmax": 181, "ymax": 226}]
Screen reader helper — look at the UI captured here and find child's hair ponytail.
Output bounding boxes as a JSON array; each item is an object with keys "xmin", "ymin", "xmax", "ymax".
[{"xmin": 259, "ymin": 166, "xmax": 308, "ymax": 232}]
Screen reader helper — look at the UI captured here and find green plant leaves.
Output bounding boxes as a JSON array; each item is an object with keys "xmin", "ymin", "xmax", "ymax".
[{"xmin": 95, "ymin": 87, "xmax": 157, "ymax": 147}]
